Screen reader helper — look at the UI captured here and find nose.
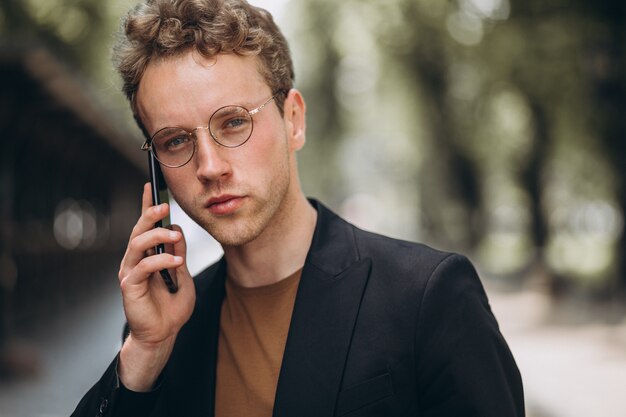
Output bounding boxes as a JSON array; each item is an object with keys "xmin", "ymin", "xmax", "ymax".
[{"xmin": 192, "ymin": 129, "xmax": 231, "ymax": 183}]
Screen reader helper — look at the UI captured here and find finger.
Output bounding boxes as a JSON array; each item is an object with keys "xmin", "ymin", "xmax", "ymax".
[
  {"xmin": 141, "ymin": 182, "xmax": 152, "ymax": 215},
  {"xmin": 128, "ymin": 184, "xmax": 169, "ymax": 241},
  {"xmin": 120, "ymin": 253, "xmax": 184, "ymax": 290},
  {"xmin": 123, "ymin": 227, "xmax": 182, "ymax": 273},
  {"xmin": 131, "ymin": 202, "xmax": 170, "ymax": 242},
  {"xmin": 119, "ymin": 184, "xmax": 171, "ymax": 282},
  {"xmin": 160, "ymin": 224, "xmax": 194, "ymax": 294},
  {"xmin": 170, "ymin": 224, "xmax": 192, "ymax": 291},
  {"xmin": 123, "ymin": 185, "xmax": 165, "ymax": 267}
]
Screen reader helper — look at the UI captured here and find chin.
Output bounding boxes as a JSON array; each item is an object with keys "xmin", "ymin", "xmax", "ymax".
[{"xmin": 202, "ymin": 218, "xmax": 266, "ymax": 247}]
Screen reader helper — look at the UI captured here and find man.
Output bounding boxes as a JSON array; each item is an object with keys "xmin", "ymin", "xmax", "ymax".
[{"xmin": 73, "ymin": 0, "xmax": 524, "ymax": 416}]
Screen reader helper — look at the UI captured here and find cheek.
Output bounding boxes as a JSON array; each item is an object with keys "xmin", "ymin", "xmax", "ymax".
[
  {"xmin": 242, "ymin": 128, "xmax": 289, "ymax": 172},
  {"xmin": 162, "ymin": 170, "xmax": 191, "ymax": 200}
]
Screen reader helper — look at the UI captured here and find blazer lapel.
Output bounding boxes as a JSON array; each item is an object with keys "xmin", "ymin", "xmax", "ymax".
[
  {"xmin": 165, "ymin": 259, "xmax": 226, "ymax": 417},
  {"xmin": 273, "ymin": 201, "xmax": 373, "ymax": 417}
]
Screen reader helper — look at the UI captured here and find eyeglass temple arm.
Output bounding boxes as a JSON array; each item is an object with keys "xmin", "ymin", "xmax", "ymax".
[{"xmin": 249, "ymin": 93, "xmax": 279, "ymax": 116}]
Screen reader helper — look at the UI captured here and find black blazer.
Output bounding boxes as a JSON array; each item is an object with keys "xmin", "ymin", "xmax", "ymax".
[{"xmin": 73, "ymin": 200, "xmax": 524, "ymax": 417}]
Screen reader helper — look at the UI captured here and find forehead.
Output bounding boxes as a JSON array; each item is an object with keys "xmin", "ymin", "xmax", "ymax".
[{"xmin": 136, "ymin": 52, "xmax": 269, "ymax": 131}]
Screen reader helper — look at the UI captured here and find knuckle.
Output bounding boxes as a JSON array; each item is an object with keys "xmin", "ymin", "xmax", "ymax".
[
  {"xmin": 136, "ymin": 257, "xmax": 151, "ymax": 273},
  {"xmin": 118, "ymin": 257, "xmax": 128, "ymax": 279},
  {"xmin": 118, "ymin": 262, "xmax": 130, "ymax": 280},
  {"xmin": 142, "ymin": 209, "xmax": 153, "ymax": 221},
  {"xmin": 147, "ymin": 205, "xmax": 161, "ymax": 219},
  {"xmin": 137, "ymin": 256, "xmax": 160, "ymax": 275},
  {"xmin": 128, "ymin": 235, "xmax": 142, "ymax": 252},
  {"xmin": 119, "ymin": 277, "xmax": 130, "ymax": 292},
  {"xmin": 131, "ymin": 222, "xmax": 142, "ymax": 235}
]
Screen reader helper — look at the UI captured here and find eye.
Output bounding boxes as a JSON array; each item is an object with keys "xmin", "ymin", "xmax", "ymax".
[
  {"xmin": 153, "ymin": 129, "xmax": 192, "ymax": 153},
  {"xmin": 166, "ymin": 134, "xmax": 190, "ymax": 148},
  {"xmin": 212, "ymin": 106, "xmax": 251, "ymax": 133},
  {"xmin": 224, "ymin": 117, "xmax": 248, "ymax": 130}
]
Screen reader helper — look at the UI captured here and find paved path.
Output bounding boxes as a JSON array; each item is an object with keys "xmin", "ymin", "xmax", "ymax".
[{"xmin": 488, "ymin": 283, "xmax": 626, "ymax": 417}]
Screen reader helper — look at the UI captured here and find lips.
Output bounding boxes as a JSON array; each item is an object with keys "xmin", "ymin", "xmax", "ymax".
[{"xmin": 205, "ymin": 195, "xmax": 245, "ymax": 215}]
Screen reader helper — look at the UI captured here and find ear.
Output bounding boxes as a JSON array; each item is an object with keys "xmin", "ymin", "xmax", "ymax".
[{"xmin": 283, "ymin": 89, "xmax": 306, "ymax": 151}]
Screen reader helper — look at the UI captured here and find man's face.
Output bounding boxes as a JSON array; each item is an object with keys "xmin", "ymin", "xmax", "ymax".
[{"xmin": 136, "ymin": 52, "xmax": 303, "ymax": 246}]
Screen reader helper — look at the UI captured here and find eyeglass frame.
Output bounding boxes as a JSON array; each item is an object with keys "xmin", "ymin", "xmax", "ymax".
[{"xmin": 140, "ymin": 92, "xmax": 281, "ymax": 168}]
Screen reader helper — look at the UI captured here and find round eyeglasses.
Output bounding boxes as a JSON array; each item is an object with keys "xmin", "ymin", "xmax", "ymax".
[{"xmin": 140, "ymin": 94, "xmax": 278, "ymax": 168}]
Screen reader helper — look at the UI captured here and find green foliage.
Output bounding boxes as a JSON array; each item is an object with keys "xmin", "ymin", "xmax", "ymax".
[{"xmin": 0, "ymin": 0, "xmax": 140, "ymax": 89}]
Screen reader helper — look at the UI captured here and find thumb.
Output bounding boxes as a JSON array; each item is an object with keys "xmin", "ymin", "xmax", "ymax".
[
  {"xmin": 170, "ymin": 224, "xmax": 188, "ymax": 263},
  {"xmin": 170, "ymin": 225, "xmax": 195, "ymax": 300}
]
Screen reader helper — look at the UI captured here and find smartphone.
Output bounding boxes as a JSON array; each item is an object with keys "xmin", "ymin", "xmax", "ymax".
[{"xmin": 148, "ymin": 151, "xmax": 179, "ymax": 293}]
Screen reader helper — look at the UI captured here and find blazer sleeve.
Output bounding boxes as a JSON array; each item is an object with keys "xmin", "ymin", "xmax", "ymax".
[
  {"xmin": 70, "ymin": 353, "xmax": 163, "ymax": 417},
  {"xmin": 414, "ymin": 254, "xmax": 525, "ymax": 417}
]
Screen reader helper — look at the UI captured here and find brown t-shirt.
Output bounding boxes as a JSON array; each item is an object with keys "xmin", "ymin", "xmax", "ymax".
[{"xmin": 215, "ymin": 269, "xmax": 302, "ymax": 417}]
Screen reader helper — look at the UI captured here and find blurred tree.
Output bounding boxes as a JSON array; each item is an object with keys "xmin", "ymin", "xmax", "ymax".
[
  {"xmin": 291, "ymin": 0, "xmax": 625, "ymax": 294},
  {"xmin": 1, "ymin": 0, "xmax": 107, "ymax": 82},
  {"xmin": 581, "ymin": 0, "xmax": 626, "ymax": 291},
  {"xmin": 502, "ymin": 0, "xmax": 625, "ymax": 292}
]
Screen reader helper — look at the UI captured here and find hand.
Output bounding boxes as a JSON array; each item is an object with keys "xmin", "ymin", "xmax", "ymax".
[{"xmin": 117, "ymin": 183, "xmax": 196, "ymax": 391}]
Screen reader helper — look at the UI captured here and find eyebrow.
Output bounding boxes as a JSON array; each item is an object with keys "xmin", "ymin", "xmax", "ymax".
[{"xmin": 214, "ymin": 106, "xmax": 247, "ymax": 117}]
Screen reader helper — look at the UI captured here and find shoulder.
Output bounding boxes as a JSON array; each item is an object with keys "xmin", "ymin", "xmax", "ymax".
[
  {"xmin": 353, "ymin": 226, "xmax": 456, "ymax": 269},
  {"xmin": 328, "ymin": 213, "xmax": 485, "ymax": 320},
  {"xmin": 351, "ymin": 225, "xmax": 477, "ymax": 290},
  {"xmin": 311, "ymin": 199, "xmax": 477, "ymax": 291}
]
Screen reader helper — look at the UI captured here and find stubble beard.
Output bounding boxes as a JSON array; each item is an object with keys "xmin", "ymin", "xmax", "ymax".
[{"xmin": 179, "ymin": 165, "xmax": 292, "ymax": 248}]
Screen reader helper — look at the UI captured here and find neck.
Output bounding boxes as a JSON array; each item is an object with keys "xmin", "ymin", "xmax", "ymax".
[{"xmin": 222, "ymin": 191, "xmax": 317, "ymax": 288}]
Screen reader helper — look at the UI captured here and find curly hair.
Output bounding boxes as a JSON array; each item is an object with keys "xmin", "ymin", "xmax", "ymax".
[{"xmin": 113, "ymin": 0, "xmax": 294, "ymax": 118}]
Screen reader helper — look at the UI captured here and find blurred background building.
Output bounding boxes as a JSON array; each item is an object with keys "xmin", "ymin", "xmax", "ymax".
[{"xmin": 0, "ymin": 0, "xmax": 625, "ymax": 416}]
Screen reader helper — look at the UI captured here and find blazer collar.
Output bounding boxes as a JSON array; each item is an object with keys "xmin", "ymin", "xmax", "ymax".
[{"xmin": 305, "ymin": 199, "xmax": 362, "ymax": 276}]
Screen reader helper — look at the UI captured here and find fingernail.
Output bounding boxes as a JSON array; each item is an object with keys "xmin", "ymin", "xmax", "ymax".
[
  {"xmin": 169, "ymin": 231, "xmax": 179, "ymax": 239},
  {"xmin": 173, "ymin": 256, "xmax": 183, "ymax": 263}
]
